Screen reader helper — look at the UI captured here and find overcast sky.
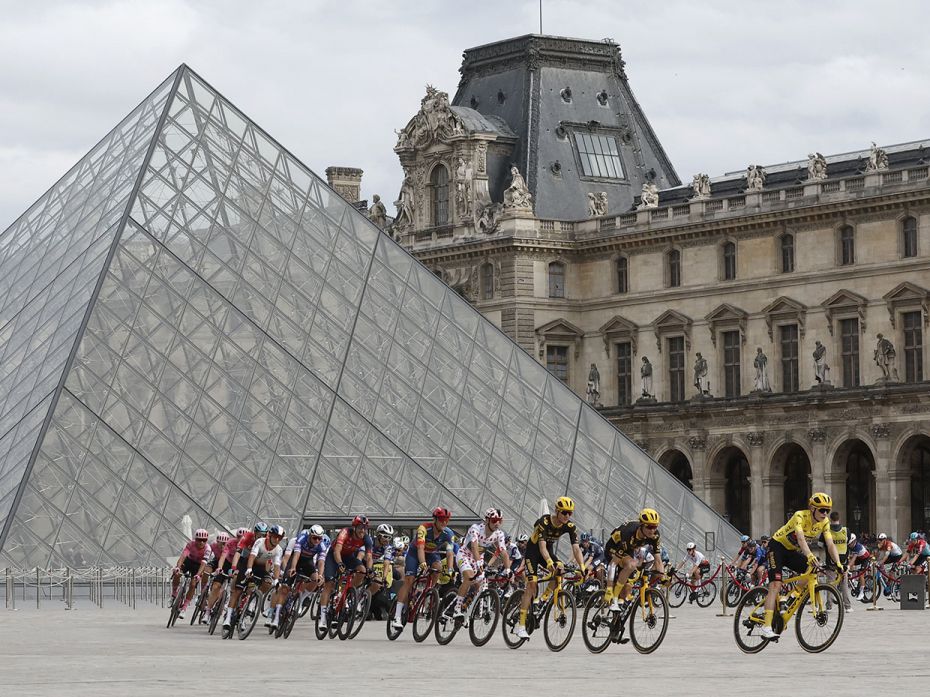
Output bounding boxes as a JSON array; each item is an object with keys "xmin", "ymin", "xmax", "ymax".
[{"xmin": 1, "ymin": 0, "xmax": 928, "ymax": 229}]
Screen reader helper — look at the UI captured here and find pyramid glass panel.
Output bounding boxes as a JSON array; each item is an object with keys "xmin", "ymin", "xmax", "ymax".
[{"xmin": 0, "ymin": 66, "xmax": 739, "ymax": 566}]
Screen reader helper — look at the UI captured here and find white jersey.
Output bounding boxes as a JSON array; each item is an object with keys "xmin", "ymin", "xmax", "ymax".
[
  {"xmin": 683, "ymin": 550, "xmax": 706, "ymax": 569},
  {"xmin": 250, "ymin": 537, "xmax": 284, "ymax": 567},
  {"xmin": 460, "ymin": 523, "xmax": 506, "ymax": 559},
  {"xmin": 284, "ymin": 536, "xmax": 299, "ymax": 556}
]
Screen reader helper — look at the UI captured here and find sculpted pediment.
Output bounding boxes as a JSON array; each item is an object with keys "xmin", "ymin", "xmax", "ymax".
[
  {"xmin": 822, "ymin": 289, "xmax": 867, "ymax": 335},
  {"xmin": 761, "ymin": 296, "xmax": 807, "ymax": 341},
  {"xmin": 652, "ymin": 309, "xmax": 692, "ymax": 352},
  {"xmin": 599, "ymin": 315, "xmax": 638, "ymax": 357},
  {"xmin": 395, "ymin": 85, "xmax": 465, "ymax": 151},
  {"xmin": 705, "ymin": 304, "xmax": 747, "ymax": 346},
  {"xmin": 883, "ymin": 281, "xmax": 929, "ymax": 328}
]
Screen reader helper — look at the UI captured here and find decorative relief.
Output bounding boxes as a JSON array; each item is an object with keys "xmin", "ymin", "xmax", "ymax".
[
  {"xmin": 807, "ymin": 152, "xmax": 828, "ymax": 181},
  {"xmin": 807, "ymin": 428, "xmax": 826, "ymax": 442},
  {"xmin": 747, "ymin": 432, "xmax": 765, "ymax": 447},
  {"xmin": 745, "ymin": 164, "xmax": 766, "ymax": 191},
  {"xmin": 587, "ymin": 191, "xmax": 608, "ymax": 217},
  {"xmin": 687, "ymin": 436, "xmax": 707, "ymax": 451},
  {"xmin": 870, "ymin": 423, "xmax": 890, "ymax": 439},
  {"xmin": 866, "ymin": 142, "xmax": 889, "ymax": 172},
  {"xmin": 395, "ymin": 85, "xmax": 465, "ymax": 151},
  {"xmin": 503, "ymin": 165, "xmax": 533, "ymax": 212},
  {"xmin": 637, "ymin": 182, "xmax": 659, "ymax": 209},
  {"xmin": 690, "ymin": 173, "xmax": 711, "ymax": 200},
  {"xmin": 635, "ymin": 440, "xmax": 649, "ymax": 451}
]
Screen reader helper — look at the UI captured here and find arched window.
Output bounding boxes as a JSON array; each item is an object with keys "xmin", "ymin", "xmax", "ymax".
[
  {"xmin": 722, "ymin": 241, "xmax": 736, "ymax": 280},
  {"xmin": 616, "ymin": 256, "xmax": 628, "ymax": 294},
  {"xmin": 548, "ymin": 261, "xmax": 565, "ymax": 298},
  {"xmin": 903, "ymin": 216, "xmax": 918, "ymax": 258},
  {"xmin": 480, "ymin": 262, "xmax": 494, "ymax": 300},
  {"xmin": 666, "ymin": 249, "xmax": 681, "ymax": 288},
  {"xmin": 430, "ymin": 165, "xmax": 449, "ymax": 226},
  {"xmin": 839, "ymin": 225, "xmax": 855, "ymax": 265},
  {"xmin": 780, "ymin": 233, "xmax": 795, "ymax": 273}
]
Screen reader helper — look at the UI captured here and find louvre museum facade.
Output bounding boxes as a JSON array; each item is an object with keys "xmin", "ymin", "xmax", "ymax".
[{"xmin": 393, "ymin": 34, "xmax": 930, "ymax": 542}]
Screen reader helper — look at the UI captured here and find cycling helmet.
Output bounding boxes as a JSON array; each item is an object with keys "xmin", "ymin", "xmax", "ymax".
[
  {"xmin": 484, "ymin": 507, "xmax": 503, "ymax": 522},
  {"xmin": 351, "ymin": 515, "xmax": 369, "ymax": 528},
  {"xmin": 747, "ymin": 539, "xmax": 757, "ymax": 547},
  {"xmin": 400, "ymin": 535, "xmax": 410, "ymax": 546},
  {"xmin": 849, "ymin": 533, "xmax": 857, "ymax": 545},
  {"xmin": 376, "ymin": 523, "xmax": 395, "ymax": 537},
  {"xmin": 686, "ymin": 542, "xmax": 696, "ymax": 550},
  {"xmin": 235, "ymin": 527, "xmax": 248, "ymax": 538},
  {"xmin": 740, "ymin": 534, "xmax": 750, "ymax": 543},
  {"xmin": 393, "ymin": 536, "xmax": 404, "ymax": 548},
  {"xmin": 254, "ymin": 522, "xmax": 269, "ymax": 535},
  {"xmin": 639, "ymin": 508, "xmax": 660, "ymax": 526},
  {"xmin": 878, "ymin": 533, "xmax": 888, "ymax": 540},
  {"xmin": 268, "ymin": 524, "xmax": 285, "ymax": 538},
  {"xmin": 759, "ymin": 535, "xmax": 769, "ymax": 543},
  {"xmin": 554, "ymin": 496, "xmax": 575, "ymax": 513},
  {"xmin": 310, "ymin": 524, "xmax": 325, "ymax": 537},
  {"xmin": 432, "ymin": 506, "xmax": 451, "ymax": 521},
  {"xmin": 808, "ymin": 492, "xmax": 833, "ymax": 509},
  {"xmin": 194, "ymin": 528, "xmax": 209, "ymax": 541},
  {"xmin": 580, "ymin": 532, "xmax": 592, "ymax": 543},
  {"xmin": 216, "ymin": 532, "xmax": 231, "ymax": 544},
  {"xmin": 504, "ymin": 534, "xmax": 511, "ymax": 544},
  {"xmin": 910, "ymin": 532, "xmax": 920, "ymax": 541},
  {"xmin": 517, "ymin": 534, "xmax": 529, "ymax": 543}
]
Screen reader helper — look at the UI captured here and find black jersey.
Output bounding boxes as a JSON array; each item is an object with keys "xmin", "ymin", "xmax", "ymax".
[
  {"xmin": 528, "ymin": 515, "xmax": 579, "ymax": 547},
  {"xmin": 604, "ymin": 521, "xmax": 661, "ymax": 559}
]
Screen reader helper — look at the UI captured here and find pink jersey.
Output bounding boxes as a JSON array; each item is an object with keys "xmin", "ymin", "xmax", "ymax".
[
  {"xmin": 222, "ymin": 537, "xmax": 239, "ymax": 561},
  {"xmin": 209, "ymin": 541, "xmax": 224, "ymax": 563},
  {"xmin": 183, "ymin": 540, "xmax": 214, "ymax": 564}
]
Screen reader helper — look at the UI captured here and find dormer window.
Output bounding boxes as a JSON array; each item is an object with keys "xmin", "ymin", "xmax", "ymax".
[{"xmin": 573, "ymin": 132, "xmax": 625, "ymax": 180}]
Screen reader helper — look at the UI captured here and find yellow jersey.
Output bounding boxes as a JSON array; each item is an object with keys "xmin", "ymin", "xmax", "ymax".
[{"xmin": 772, "ymin": 510, "xmax": 833, "ymax": 551}]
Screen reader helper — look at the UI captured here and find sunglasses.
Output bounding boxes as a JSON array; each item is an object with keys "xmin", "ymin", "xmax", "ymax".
[
  {"xmin": 644, "ymin": 525, "xmax": 659, "ymax": 531},
  {"xmin": 816, "ymin": 508, "xmax": 830, "ymax": 515},
  {"xmin": 559, "ymin": 510, "xmax": 573, "ymax": 517},
  {"xmin": 310, "ymin": 535, "xmax": 321, "ymax": 541}
]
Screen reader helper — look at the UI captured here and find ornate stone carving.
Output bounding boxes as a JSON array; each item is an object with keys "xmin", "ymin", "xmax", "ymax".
[
  {"xmin": 687, "ymin": 436, "xmax": 707, "ymax": 451},
  {"xmin": 443, "ymin": 265, "xmax": 479, "ymax": 301},
  {"xmin": 476, "ymin": 202, "xmax": 502, "ymax": 234},
  {"xmin": 807, "ymin": 428, "xmax": 826, "ymax": 442},
  {"xmin": 690, "ymin": 173, "xmax": 711, "ymax": 200},
  {"xmin": 586, "ymin": 363, "xmax": 601, "ymax": 407},
  {"xmin": 635, "ymin": 439, "xmax": 649, "ymax": 451},
  {"xmin": 747, "ymin": 432, "xmax": 765, "ymax": 447},
  {"xmin": 745, "ymin": 164, "xmax": 766, "ymax": 191},
  {"xmin": 866, "ymin": 141, "xmax": 889, "ymax": 172},
  {"xmin": 874, "ymin": 333, "xmax": 900, "ymax": 382},
  {"xmin": 475, "ymin": 142, "xmax": 487, "ymax": 174},
  {"xmin": 503, "ymin": 165, "xmax": 533, "ymax": 211},
  {"xmin": 870, "ymin": 423, "xmax": 890, "ymax": 439},
  {"xmin": 367, "ymin": 194, "xmax": 387, "ymax": 229},
  {"xmin": 393, "ymin": 174, "xmax": 416, "ymax": 231},
  {"xmin": 587, "ymin": 191, "xmax": 608, "ymax": 217},
  {"xmin": 807, "ymin": 152, "xmax": 828, "ymax": 181},
  {"xmin": 454, "ymin": 156, "xmax": 474, "ymax": 218},
  {"xmin": 637, "ymin": 182, "xmax": 659, "ymax": 209},
  {"xmin": 395, "ymin": 85, "xmax": 465, "ymax": 151}
]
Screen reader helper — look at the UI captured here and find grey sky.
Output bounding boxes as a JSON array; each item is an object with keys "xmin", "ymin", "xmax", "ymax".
[{"xmin": 1, "ymin": 0, "xmax": 928, "ymax": 229}]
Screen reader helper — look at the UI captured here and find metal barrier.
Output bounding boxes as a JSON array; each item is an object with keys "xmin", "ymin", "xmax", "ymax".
[{"xmin": 3, "ymin": 567, "xmax": 173, "ymax": 610}]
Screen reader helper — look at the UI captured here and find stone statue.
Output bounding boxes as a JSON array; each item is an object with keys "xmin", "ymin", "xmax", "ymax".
[
  {"xmin": 807, "ymin": 152, "xmax": 827, "ymax": 181},
  {"xmin": 753, "ymin": 347, "xmax": 771, "ymax": 392},
  {"xmin": 587, "ymin": 191, "xmax": 608, "ymax": 217},
  {"xmin": 690, "ymin": 173, "xmax": 711, "ymax": 200},
  {"xmin": 693, "ymin": 352, "xmax": 710, "ymax": 396},
  {"xmin": 745, "ymin": 164, "xmax": 766, "ymax": 191},
  {"xmin": 503, "ymin": 165, "xmax": 533, "ymax": 211},
  {"xmin": 586, "ymin": 363, "xmax": 601, "ymax": 406},
  {"xmin": 640, "ymin": 356, "xmax": 654, "ymax": 398},
  {"xmin": 476, "ymin": 202, "xmax": 502, "ymax": 234},
  {"xmin": 395, "ymin": 85, "xmax": 465, "ymax": 150},
  {"xmin": 368, "ymin": 194, "xmax": 387, "ymax": 229},
  {"xmin": 874, "ymin": 333, "xmax": 900, "ymax": 382},
  {"xmin": 866, "ymin": 141, "xmax": 889, "ymax": 172},
  {"xmin": 637, "ymin": 182, "xmax": 659, "ymax": 209},
  {"xmin": 454, "ymin": 157, "xmax": 473, "ymax": 217},
  {"xmin": 813, "ymin": 340, "xmax": 831, "ymax": 385},
  {"xmin": 393, "ymin": 175, "xmax": 416, "ymax": 229}
]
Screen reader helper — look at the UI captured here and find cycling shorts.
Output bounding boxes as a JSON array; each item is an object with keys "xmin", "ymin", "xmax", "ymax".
[
  {"xmin": 211, "ymin": 559, "xmax": 233, "ymax": 579},
  {"xmin": 282, "ymin": 555, "xmax": 317, "ymax": 585},
  {"xmin": 524, "ymin": 545, "xmax": 560, "ymax": 581},
  {"xmin": 404, "ymin": 551, "xmax": 443, "ymax": 577},
  {"xmin": 179, "ymin": 557, "xmax": 201, "ymax": 577},
  {"xmin": 323, "ymin": 552, "xmax": 365, "ymax": 582},
  {"xmin": 234, "ymin": 556, "xmax": 269, "ymax": 590},
  {"xmin": 766, "ymin": 539, "xmax": 808, "ymax": 583},
  {"xmin": 455, "ymin": 550, "xmax": 483, "ymax": 575}
]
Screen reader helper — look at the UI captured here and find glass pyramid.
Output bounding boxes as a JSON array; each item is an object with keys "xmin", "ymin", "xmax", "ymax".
[{"xmin": 0, "ymin": 66, "xmax": 739, "ymax": 567}]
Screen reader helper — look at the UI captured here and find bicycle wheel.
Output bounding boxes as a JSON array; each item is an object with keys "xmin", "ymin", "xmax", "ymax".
[
  {"xmin": 696, "ymin": 580, "xmax": 717, "ymax": 607},
  {"xmin": 726, "ymin": 579, "xmax": 744, "ymax": 608},
  {"xmin": 236, "ymin": 590, "xmax": 262, "ymax": 640},
  {"xmin": 386, "ymin": 599, "xmax": 404, "ymax": 641},
  {"xmin": 581, "ymin": 590, "xmax": 613, "ymax": 654},
  {"xmin": 208, "ymin": 587, "xmax": 226, "ymax": 636},
  {"xmin": 434, "ymin": 591, "xmax": 462, "ymax": 645},
  {"xmin": 629, "ymin": 588, "xmax": 668, "ymax": 654},
  {"xmin": 336, "ymin": 588, "xmax": 357, "ymax": 640},
  {"xmin": 667, "ymin": 580, "xmax": 687, "ymax": 608},
  {"xmin": 733, "ymin": 587, "xmax": 770, "ymax": 654},
  {"xmin": 795, "ymin": 584, "xmax": 843, "ymax": 653},
  {"xmin": 189, "ymin": 584, "xmax": 205, "ymax": 626},
  {"xmin": 468, "ymin": 588, "xmax": 501, "ymax": 647},
  {"xmin": 543, "ymin": 590, "xmax": 576, "ymax": 652},
  {"xmin": 501, "ymin": 590, "xmax": 527, "ymax": 649},
  {"xmin": 347, "ymin": 589, "xmax": 371, "ymax": 640},
  {"xmin": 860, "ymin": 574, "xmax": 875, "ymax": 603},
  {"xmin": 166, "ymin": 578, "xmax": 186, "ymax": 628},
  {"xmin": 412, "ymin": 588, "xmax": 440, "ymax": 643},
  {"xmin": 314, "ymin": 597, "xmax": 333, "ymax": 640}
]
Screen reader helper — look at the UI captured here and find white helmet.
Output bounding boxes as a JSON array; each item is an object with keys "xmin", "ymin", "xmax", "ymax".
[
  {"xmin": 310, "ymin": 524, "xmax": 325, "ymax": 537},
  {"xmin": 401, "ymin": 535, "xmax": 410, "ymax": 546},
  {"xmin": 848, "ymin": 533, "xmax": 857, "ymax": 545},
  {"xmin": 377, "ymin": 523, "xmax": 395, "ymax": 536},
  {"xmin": 878, "ymin": 533, "xmax": 887, "ymax": 540},
  {"xmin": 686, "ymin": 542, "xmax": 696, "ymax": 550}
]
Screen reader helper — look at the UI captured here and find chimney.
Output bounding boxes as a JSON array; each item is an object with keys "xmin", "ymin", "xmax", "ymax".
[{"xmin": 325, "ymin": 166, "xmax": 363, "ymax": 203}]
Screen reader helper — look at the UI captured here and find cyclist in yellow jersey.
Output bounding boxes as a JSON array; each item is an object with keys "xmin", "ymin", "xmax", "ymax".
[{"xmin": 759, "ymin": 492, "xmax": 843, "ymax": 639}]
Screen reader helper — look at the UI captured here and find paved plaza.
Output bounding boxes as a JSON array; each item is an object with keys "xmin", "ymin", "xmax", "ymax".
[{"xmin": 1, "ymin": 602, "xmax": 927, "ymax": 696}]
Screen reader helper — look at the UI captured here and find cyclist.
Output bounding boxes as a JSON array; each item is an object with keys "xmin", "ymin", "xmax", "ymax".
[
  {"xmin": 580, "ymin": 532, "xmax": 606, "ymax": 585},
  {"xmin": 222, "ymin": 524, "xmax": 285, "ymax": 630},
  {"xmin": 392, "ymin": 507, "xmax": 455, "ymax": 631},
  {"xmin": 204, "ymin": 527, "xmax": 247, "ymax": 624},
  {"xmin": 902, "ymin": 532, "xmax": 930, "ymax": 570},
  {"xmin": 200, "ymin": 531, "xmax": 231, "ymax": 623},
  {"xmin": 846, "ymin": 533, "xmax": 873, "ymax": 601},
  {"xmin": 680, "ymin": 542, "xmax": 710, "ymax": 602},
  {"xmin": 511, "ymin": 533, "xmax": 528, "ymax": 578},
  {"xmin": 452, "ymin": 508, "xmax": 512, "ymax": 619},
  {"xmin": 370, "ymin": 523, "xmax": 397, "ymax": 595},
  {"xmin": 729, "ymin": 535, "xmax": 752, "ymax": 568},
  {"xmin": 318, "ymin": 515, "xmax": 374, "ymax": 631},
  {"xmin": 875, "ymin": 533, "xmax": 904, "ymax": 597},
  {"xmin": 746, "ymin": 538, "xmax": 768, "ymax": 586},
  {"xmin": 759, "ymin": 493, "xmax": 843, "ymax": 640},
  {"xmin": 171, "ymin": 528, "xmax": 214, "ymax": 620},
  {"xmin": 515, "ymin": 496, "xmax": 586, "ymax": 640},
  {"xmin": 230, "ymin": 522, "xmax": 268, "ymax": 569},
  {"xmin": 600, "ymin": 509, "xmax": 665, "ymax": 612}
]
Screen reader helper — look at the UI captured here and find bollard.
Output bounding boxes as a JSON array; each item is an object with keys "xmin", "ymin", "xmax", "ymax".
[
  {"xmin": 67, "ymin": 569, "xmax": 73, "ymax": 611},
  {"xmin": 36, "ymin": 567, "xmax": 40, "ymax": 610},
  {"xmin": 131, "ymin": 568, "xmax": 136, "ymax": 609},
  {"xmin": 715, "ymin": 556, "xmax": 730, "ymax": 617}
]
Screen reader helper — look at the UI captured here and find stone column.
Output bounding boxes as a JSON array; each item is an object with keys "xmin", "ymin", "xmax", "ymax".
[
  {"xmin": 688, "ymin": 435, "xmax": 709, "ymax": 505},
  {"xmin": 872, "ymin": 423, "xmax": 893, "ymax": 536},
  {"xmin": 887, "ymin": 469, "xmax": 912, "ymax": 541},
  {"xmin": 747, "ymin": 432, "xmax": 766, "ymax": 537},
  {"xmin": 762, "ymin": 476, "xmax": 784, "ymax": 534},
  {"xmin": 824, "ymin": 471, "xmax": 849, "ymax": 529},
  {"xmin": 808, "ymin": 427, "xmax": 827, "ymax": 493}
]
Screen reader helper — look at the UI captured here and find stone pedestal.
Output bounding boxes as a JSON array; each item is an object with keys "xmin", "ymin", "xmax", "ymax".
[
  {"xmin": 498, "ymin": 212, "xmax": 539, "ymax": 237},
  {"xmin": 635, "ymin": 396, "xmax": 657, "ymax": 405},
  {"xmin": 811, "ymin": 381, "xmax": 834, "ymax": 391}
]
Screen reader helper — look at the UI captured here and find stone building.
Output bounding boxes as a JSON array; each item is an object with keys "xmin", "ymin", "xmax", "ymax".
[{"xmin": 394, "ymin": 34, "xmax": 930, "ymax": 540}]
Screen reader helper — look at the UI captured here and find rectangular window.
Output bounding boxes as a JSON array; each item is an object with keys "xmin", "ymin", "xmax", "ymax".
[
  {"xmin": 548, "ymin": 262, "xmax": 565, "ymax": 298},
  {"xmin": 781, "ymin": 235, "xmax": 795, "ymax": 273},
  {"xmin": 616, "ymin": 342, "xmax": 632, "ymax": 406},
  {"xmin": 481, "ymin": 264, "xmax": 493, "ymax": 300},
  {"xmin": 616, "ymin": 257, "xmax": 628, "ymax": 294},
  {"xmin": 780, "ymin": 324, "xmax": 799, "ymax": 392},
  {"xmin": 668, "ymin": 336, "xmax": 685, "ymax": 402},
  {"xmin": 723, "ymin": 243, "xmax": 736, "ymax": 281},
  {"xmin": 723, "ymin": 330, "xmax": 741, "ymax": 397},
  {"xmin": 575, "ymin": 132, "xmax": 625, "ymax": 179},
  {"xmin": 840, "ymin": 227, "xmax": 855, "ymax": 265},
  {"xmin": 840, "ymin": 318, "xmax": 860, "ymax": 387},
  {"xmin": 904, "ymin": 311, "xmax": 924, "ymax": 382},
  {"xmin": 546, "ymin": 345, "xmax": 569, "ymax": 383},
  {"xmin": 903, "ymin": 218, "xmax": 918, "ymax": 258},
  {"xmin": 667, "ymin": 251, "xmax": 681, "ymax": 288}
]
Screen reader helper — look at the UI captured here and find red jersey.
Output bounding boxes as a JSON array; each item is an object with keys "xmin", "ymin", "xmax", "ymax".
[
  {"xmin": 182, "ymin": 539, "xmax": 214, "ymax": 564},
  {"xmin": 238, "ymin": 532, "xmax": 257, "ymax": 553},
  {"xmin": 334, "ymin": 528, "xmax": 373, "ymax": 556}
]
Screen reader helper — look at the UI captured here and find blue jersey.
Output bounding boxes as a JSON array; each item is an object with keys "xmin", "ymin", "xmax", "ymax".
[
  {"xmin": 507, "ymin": 542, "xmax": 523, "ymax": 566},
  {"xmin": 659, "ymin": 547, "xmax": 670, "ymax": 565},
  {"xmin": 752, "ymin": 546, "xmax": 766, "ymax": 566},
  {"xmin": 294, "ymin": 532, "xmax": 331, "ymax": 558},
  {"xmin": 372, "ymin": 542, "xmax": 396, "ymax": 562},
  {"xmin": 582, "ymin": 541, "xmax": 605, "ymax": 564}
]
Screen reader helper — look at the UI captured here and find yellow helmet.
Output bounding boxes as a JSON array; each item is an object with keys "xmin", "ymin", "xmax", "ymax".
[
  {"xmin": 809, "ymin": 492, "xmax": 832, "ymax": 509},
  {"xmin": 639, "ymin": 508, "xmax": 660, "ymax": 525},
  {"xmin": 554, "ymin": 496, "xmax": 575, "ymax": 512}
]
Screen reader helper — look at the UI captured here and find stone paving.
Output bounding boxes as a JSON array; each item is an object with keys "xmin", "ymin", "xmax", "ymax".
[{"xmin": 1, "ymin": 600, "xmax": 928, "ymax": 696}]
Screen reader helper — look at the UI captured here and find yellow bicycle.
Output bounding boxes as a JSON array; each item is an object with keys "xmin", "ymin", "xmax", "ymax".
[{"xmin": 734, "ymin": 565, "xmax": 844, "ymax": 653}]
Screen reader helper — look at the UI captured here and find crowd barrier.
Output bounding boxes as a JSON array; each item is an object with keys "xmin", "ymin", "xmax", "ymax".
[{"xmin": 3, "ymin": 567, "xmax": 173, "ymax": 611}]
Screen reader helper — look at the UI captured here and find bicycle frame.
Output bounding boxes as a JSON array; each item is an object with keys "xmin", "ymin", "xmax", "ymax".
[
  {"xmin": 406, "ymin": 568, "xmax": 438, "ymax": 622},
  {"xmin": 746, "ymin": 567, "xmax": 825, "ymax": 630}
]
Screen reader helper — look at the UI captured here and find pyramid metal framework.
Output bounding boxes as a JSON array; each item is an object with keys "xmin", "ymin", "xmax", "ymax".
[{"xmin": 0, "ymin": 66, "xmax": 739, "ymax": 567}]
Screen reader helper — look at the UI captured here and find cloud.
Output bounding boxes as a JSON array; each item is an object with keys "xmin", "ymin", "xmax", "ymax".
[{"xmin": 1, "ymin": 0, "xmax": 928, "ymax": 228}]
